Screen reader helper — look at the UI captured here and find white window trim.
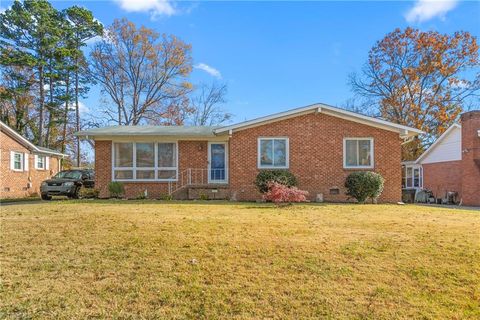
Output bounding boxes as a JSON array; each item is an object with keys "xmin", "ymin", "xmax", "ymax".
[
  {"xmin": 403, "ymin": 164, "xmax": 423, "ymax": 189},
  {"xmin": 257, "ymin": 137, "xmax": 289, "ymax": 169},
  {"xmin": 343, "ymin": 137, "xmax": 374, "ymax": 169},
  {"xmin": 111, "ymin": 141, "xmax": 178, "ymax": 182},
  {"xmin": 35, "ymin": 155, "xmax": 46, "ymax": 170},
  {"xmin": 11, "ymin": 151, "xmax": 24, "ymax": 172}
]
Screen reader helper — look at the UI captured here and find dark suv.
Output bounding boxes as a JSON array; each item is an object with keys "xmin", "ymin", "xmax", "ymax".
[{"xmin": 40, "ymin": 169, "xmax": 94, "ymax": 200}]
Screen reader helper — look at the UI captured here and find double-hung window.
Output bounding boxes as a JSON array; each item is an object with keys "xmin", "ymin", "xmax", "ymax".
[
  {"xmin": 343, "ymin": 138, "xmax": 374, "ymax": 169},
  {"xmin": 157, "ymin": 143, "xmax": 177, "ymax": 179},
  {"xmin": 136, "ymin": 143, "xmax": 155, "ymax": 179},
  {"xmin": 114, "ymin": 143, "xmax": 134, "ymax": 179},
  {"xmin": 36, "ymin": 155, "xmax": 46, "ymax": 170},
  {"xmin": 113, "ymin": 142, "xmax": 177, "ymax": 181},
  {"xmin": 403, "ymin": 165, "xmax": 422, "ymax": 189},
  {"xmin": 258, "ymin": 137, "xmax": 289, "ymax": 169},
  {"xmin": 12, "ymin": 152, "xmax": 23, "ymax": 171}
]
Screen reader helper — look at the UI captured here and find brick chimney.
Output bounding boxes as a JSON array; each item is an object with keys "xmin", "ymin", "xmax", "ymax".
[{"xmin": 460, "ymin": 110, "xmax": 480, "ymax": 206}]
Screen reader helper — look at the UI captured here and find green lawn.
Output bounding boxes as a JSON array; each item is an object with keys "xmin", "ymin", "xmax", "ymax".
[{"xmin": 1, "ymin": 201, "xmax": 479, "ymax": 319}]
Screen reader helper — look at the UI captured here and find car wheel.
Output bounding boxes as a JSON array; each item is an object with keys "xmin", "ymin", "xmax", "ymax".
[
  {"xmin": 70, "ymin": 187, "xmax": 80, "ymax": 199},
  {"xmin": 41, "ymin": 194, "xmax": 52, "ymax": 201}
]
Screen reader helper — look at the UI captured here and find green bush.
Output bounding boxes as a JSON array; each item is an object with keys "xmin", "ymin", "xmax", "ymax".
[
  {"xmin": 79, "ymin": 188, "xmax": 99, "ymax": 199},
  {"xmin": 135, "ymin": 191, "xmax": 147, "ymax": 200},
  {"xmin": 255, "ymin": 170, "xmax": 298, "ymax": 194},
  {"xmin": 160, "ymin": 194, "xmax": 173, "ymax": 201},
  {"xmin": 108, "ymin": 181, "xmax": 125, "ymax": 198},
  {"xmin": 345, "ymin": 171, "xmax": 385, "ymax": 204}
]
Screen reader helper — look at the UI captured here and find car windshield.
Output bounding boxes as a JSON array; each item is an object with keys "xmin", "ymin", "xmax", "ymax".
[{"xmin": 53, "ymin": 171, "xmax": 83, "ymax": 180}]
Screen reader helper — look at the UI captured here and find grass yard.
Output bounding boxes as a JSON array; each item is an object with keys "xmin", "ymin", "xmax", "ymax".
[{"xmin": 1, "ymin": 201, "xmax": 479, "ymax": 319}]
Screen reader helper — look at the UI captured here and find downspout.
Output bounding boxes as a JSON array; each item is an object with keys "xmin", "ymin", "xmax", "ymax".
[{"xmin": 401, "ymin": 136, "xmax": 415, "ymax": 145}]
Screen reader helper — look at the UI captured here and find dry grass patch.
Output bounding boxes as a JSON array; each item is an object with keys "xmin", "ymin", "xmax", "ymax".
[{"xmin": 1, "ymin": 201, "xmax": 479, "ymax": 319}]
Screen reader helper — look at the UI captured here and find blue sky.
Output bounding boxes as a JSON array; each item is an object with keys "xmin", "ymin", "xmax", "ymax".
[{"xmin": 2, "ymin": 0, "xmax": 479, "ymax": 123}]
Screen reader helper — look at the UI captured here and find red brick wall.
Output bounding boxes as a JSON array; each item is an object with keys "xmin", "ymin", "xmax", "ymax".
[
  {"xmin": 94, "ymin": 140, "xmax": 112, "ymax": 198},
  {"xmin": 0, "ymin": 130, "xmax": 61, "ymax": 199},
  {"xmin": 228, "ymin": 112, "xmax": 402, "ymax": 203},
  {"xmin": 422, "ymin": 160, "xmax": 463, "ymax": 200},
  {"xmin": 460, "ymin": 111, "xmax": 480, "ymax": 206},
  {"xmin": 95, "ymin": 140, "xmax": 209, "ymax": 199}
]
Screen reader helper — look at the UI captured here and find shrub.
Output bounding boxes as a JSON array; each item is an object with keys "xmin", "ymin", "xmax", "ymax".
[
  {"xmin": 199, "ymin": 193, "xmax": 209, "ymax": 200},
  {"xmin": 135, "ymin": 191, "xmax": 147, "ymax": 200},
  {"xmin": 79, "ymin": 188, "xmax": 99, "ymax": 199},
  {"xmin": 160, "ymin": 194, "xmax": 173, "ymax": 201},
  {"xmin": 263, "ymin": 182, "xmax": 309, "ymax": 204},
  {"xmin": 108, "ymin": 181, "xmax": 125, "ymax": 198},
  {"xmin": 345, "ymin": 171, "xmax": 384, "ymax": 204},
  {"xmin": 255, "ymin": 170, "xmax": 298, "ymax": 194}
]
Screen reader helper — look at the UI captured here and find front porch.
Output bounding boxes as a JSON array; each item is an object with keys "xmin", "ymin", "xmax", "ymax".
[{"xmin": 168, "ymin": 168, "xmax": 230, "ymax": 200}]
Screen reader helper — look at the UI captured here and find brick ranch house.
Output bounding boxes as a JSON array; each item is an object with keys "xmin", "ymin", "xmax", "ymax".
[
  {"xmin": 402, "ymin": 110, "xmax": 480, "ymax": 206},
  {"xmin": 76, "ymin": 103, "xmax": 422, "ymax": 202},
  {"xmin": 0, "ymin": 121, "xmax": 66, "ymax": 199}
]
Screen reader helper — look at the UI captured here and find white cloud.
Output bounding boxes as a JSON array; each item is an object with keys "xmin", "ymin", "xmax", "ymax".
[
  {"xmin": 78, "ymin": 101, "xmax": 89, "ymax": 114},
  {"xmin": 113, "ymin": 0, "xmax": 175, "ymax": 18},
  {"xmin": 405, "ymin": 0, "xmax": 458, "ymax": 23},
  {"xmin": 194, "ymin": 63, "xmax": 222, "ymax": 79},
  {"xmin": 85, "ymin": 35, "xmax": 102, "ymax": 45},
  {"xmin": 69, "ymin": 101, "xmax": 89, "ymax": 115},
  {"xmin": 86, "ymin": 29, "xmax": 114, "ymax": 46}
]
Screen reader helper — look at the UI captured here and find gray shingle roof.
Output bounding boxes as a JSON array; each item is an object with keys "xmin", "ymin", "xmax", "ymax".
[{"xmin": 75, "ymin": 125, "xmax": 221, "ymax": 137}]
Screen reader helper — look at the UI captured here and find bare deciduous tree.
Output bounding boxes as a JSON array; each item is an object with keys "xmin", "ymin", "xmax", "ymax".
[
  {"xmin": 191, "ymin": 82, "xmax": 231, "ymax": 126},
  {"xmin": 90, "ymin": 18, "xmax": 193, "ymax": 126}
]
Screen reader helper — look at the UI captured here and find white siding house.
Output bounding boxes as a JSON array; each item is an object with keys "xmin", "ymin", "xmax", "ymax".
[{"xmin": 416, "ymin": 124, "xmax": 462, "ymax": 164}]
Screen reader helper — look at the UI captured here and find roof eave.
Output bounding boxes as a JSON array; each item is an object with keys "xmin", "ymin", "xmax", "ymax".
[
  {"xmin": 36, "ymin": 150, "xmax": 69, "ymax": 157},
  {"xmin": 75, "ymin": 133, "xmax": 225, "ymax": 140},
  {"xmin": 1, "ymin": 121, "xmax": 68, "ymax": 157}
]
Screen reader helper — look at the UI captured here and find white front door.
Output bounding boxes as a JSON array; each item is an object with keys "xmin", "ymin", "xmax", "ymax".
[{"xmin": 208, "ymin": 142, "xmax": 228, "ymax": 183}]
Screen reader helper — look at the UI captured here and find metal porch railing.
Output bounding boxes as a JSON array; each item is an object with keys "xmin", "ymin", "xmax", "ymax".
[{"xmin": 168, "ymin": 168, "xmax": 228, "ymax": 195}]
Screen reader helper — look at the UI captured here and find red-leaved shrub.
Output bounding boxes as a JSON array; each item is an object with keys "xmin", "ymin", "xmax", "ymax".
[{"xmin": 263, "ymin": 182, "xmax": 309, "ymax": 204}]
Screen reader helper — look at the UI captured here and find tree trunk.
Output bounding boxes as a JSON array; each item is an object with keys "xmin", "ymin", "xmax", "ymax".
[
  {"xmin": 62, "ymin": 73, "xmax": 70, "ymax": 154},
  {"xmin": 75, "ymin": 54, "xmax": 81, "ymax": 167},
  {"xmin": 38, "ymin": 64, "xmax": 45, "ymax": 147},
  {"xmin": 45, "ymin": 61, "xmax": 54, "ymax": 148}
]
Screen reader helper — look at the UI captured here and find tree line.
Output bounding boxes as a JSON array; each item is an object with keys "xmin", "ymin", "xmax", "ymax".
[
  {"xmin": 1, "ymin": 1, "xmax": 478, "ymax": 163},
  {"xmin": 1, "ymin": 0, "xmax": 103, "ymax": 166},
  {"xmin": 1, "ymin": 0, "xmax": 229, "ymax": 166}
]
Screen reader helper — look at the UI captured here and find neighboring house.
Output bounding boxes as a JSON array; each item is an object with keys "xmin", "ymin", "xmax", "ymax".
[
  {"xmin": 403, "ymin": 110, "xmax": 479, "ymax": 206},
  {"xmin": 76, "ymin": 103, "xmax": 422, "ymax": 202},
  {"xmin": 0, "ymin": 121, "xmax": 66, "ymax": 199}
]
